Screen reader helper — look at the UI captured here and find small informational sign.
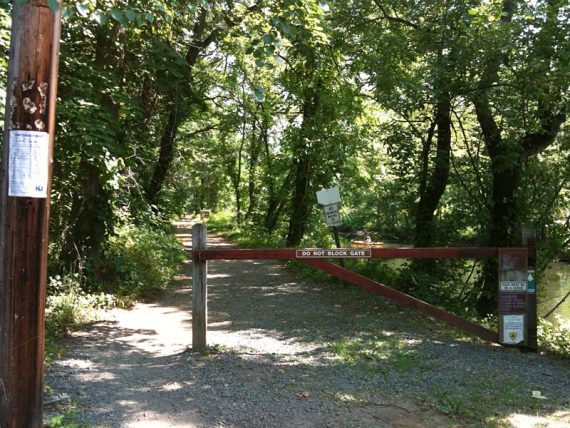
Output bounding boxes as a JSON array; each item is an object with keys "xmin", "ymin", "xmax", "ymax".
[
  {"xmin": 8, "ymin": 130, "xmax": 49, "ymax": 198},
  {"xmin": 316, "ymin": 187, "xmax": 341, "ymax": 205},
  {"xmin": 296, "ymin": 249, "xmax": 371, "ymax": 259},
  {"xmin": 527, "ymin": 270, "xmax": 536, "ymax": 294},
  {"xmin": 500, "ymin": 281, "xmax": 527, "ymax": 292},
  {"xmin": 502, "ymin": 314, "xmax": 525, "ymax": 345},
  {"xmin": 323, "ymin": 203, "xmax": 341, "ymax": 227}
]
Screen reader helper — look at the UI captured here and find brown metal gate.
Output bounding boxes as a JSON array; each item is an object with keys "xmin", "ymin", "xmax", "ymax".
[{"xmin": 190, "ymin": 224, "xmax": 537, "ymax": 352}]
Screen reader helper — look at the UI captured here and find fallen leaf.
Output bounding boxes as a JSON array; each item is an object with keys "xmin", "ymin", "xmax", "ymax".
[{"xmin": 296, "ymin": 391, "xmax": 311, "ymax": 398}]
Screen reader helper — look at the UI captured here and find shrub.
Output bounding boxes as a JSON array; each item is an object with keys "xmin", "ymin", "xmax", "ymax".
[
  {"xmin": 538, "ymin": 317, "xmax": 570, "ymax": 356},
  {"xmin": 100, "ymin": 225, "xmax": 186, "ymax": 298},
  {"xmin": 45, "ymin": 273, "xmax": 117, "ymax": 339}
]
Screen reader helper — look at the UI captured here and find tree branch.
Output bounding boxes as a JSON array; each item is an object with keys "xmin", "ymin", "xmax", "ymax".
[{"xmin": 372, "ymin": 0, "xmax": 419, "ymax": 29}]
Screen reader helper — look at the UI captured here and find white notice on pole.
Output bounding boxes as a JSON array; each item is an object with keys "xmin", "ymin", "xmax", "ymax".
[{"xmin": 8, "ymin": 130, "xmax": 50, "ymax": 198}]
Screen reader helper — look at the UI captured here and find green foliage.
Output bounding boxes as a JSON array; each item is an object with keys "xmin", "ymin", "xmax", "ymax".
[
  {"xmin": 44, "ymin": 405, "xmax": 85, "ymax": 428},
  {"xmin": 98, "ymin": 225, "xmax": 185, "ymax": 298},
  {"xmin": 396, "ymin": 260, "xmax": 474, "ymax": 315},
  {"xmin": 208, "ymin": 211, "xmax": 288, "ymax": 248},
  {"xmin": 538, "ymin": 317, "xmax": 570, "ymax": 357},
  {"xmin": 45, "ymin": 273, "xmax": 118, "ymax": 339}
]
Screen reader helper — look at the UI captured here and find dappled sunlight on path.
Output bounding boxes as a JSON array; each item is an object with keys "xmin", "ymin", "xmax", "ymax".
[{"xmin": 45, "ymin": 217, "xmax": 570, "ymax": 427}]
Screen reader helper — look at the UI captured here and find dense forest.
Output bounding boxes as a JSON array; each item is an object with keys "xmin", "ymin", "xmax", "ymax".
[{"xmin": 1, "ymin": 0, "xmax": 568, "ymax": 322}]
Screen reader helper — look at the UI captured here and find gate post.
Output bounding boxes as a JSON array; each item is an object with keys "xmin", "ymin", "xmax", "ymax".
[
  {"xmin": 522, "ymin": 227, "xmax": 538, "ymax": 351},
  {"xmin": 498, "ymin": 248, "xmax": 529, "ymax": 348},
  {"xmin": 192, "ymin": 223, "xmax": 207, "ymax": 352}
]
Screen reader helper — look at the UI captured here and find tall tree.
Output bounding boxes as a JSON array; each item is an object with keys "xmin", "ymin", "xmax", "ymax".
[{"xmin": 467, "ymin": 0, "xmax": 569, "ymax": 313}]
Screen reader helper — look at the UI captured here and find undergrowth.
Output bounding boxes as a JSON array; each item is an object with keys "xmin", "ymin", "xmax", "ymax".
[
  {"xmin": 45, "ymin": 223, "xmax": 186, "ymax": 361},
  {"xmin": 97, "ymin": 224, "xmax": 186, "ymax": 298},
  {"xmin": 45, "ymin": 273, "xmax": 121, "ymax": 361},
  {"xmin": 538, "ymin": 316, "xmax": 570, "ymax": 356}
]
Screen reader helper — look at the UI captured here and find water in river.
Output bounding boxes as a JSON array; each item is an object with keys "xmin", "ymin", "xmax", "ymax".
[{"xmin": 540, "ymin": 262, "xmax": 570, "ymax": 326}]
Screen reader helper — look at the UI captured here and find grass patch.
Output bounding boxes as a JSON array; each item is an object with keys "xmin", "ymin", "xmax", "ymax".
[
  {"xmin": 207, "ymin": 212, "xmax": 287, "ymax": 248},
  {"xmin": 421, "ymin": 374, "xmax": 567, "ymax": 426},
  {"xmin": 332, "ymin": 335, "xmax": 430, "ymax": 374},
  {"xmin": 44, "ymin": 402, "xmax": 86, "ymax": 428}
]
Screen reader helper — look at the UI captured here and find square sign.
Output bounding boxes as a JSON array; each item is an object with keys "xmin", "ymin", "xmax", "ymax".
[
  {"xmin": 317, "ymin": 187, "xmax": 341, "ymax": 205},
  {"xmin": 323, "ymin": 203, "xmax": 341, "ymax": 227},
  {"xmin": 502, "ymin": 314, "xmax": 525, "ymax": 345},
  {"xmin": 8, "ymin": 130, "xmax": 50, "ymax": 198}
]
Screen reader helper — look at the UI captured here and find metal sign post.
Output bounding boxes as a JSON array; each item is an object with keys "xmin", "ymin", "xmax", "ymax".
[{"xmin": 521, "ymin": 227, "xmax": 538, "ymax": 350}]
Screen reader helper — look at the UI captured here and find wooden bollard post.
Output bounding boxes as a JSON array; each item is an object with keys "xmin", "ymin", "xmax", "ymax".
[{"xmin": 192, "ymin": 223, "xmax": 207, "ymax": 352}]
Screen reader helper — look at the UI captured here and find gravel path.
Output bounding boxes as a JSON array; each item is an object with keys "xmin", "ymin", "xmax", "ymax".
[{"xmin": 45, "ymin": 219, "xmax": 570, "ymax": 427}]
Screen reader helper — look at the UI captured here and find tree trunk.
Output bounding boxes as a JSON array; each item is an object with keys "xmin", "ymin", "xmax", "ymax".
[
  {"xmin": 285, "ymin": 84, "xmax": 320, "ymax": 247},
  {"xmin": 245, "ymin": 120, "xmax": 262, "ymax": 222},
  {"xmin": 60, "ymin": 158, "xmax": 109, "ymax": 267},
  {"xmin": 146, "ymin": 101, "xmax": 181, "ymax": 205},
  {"xmin": 414, "ymin": 94, "xmax": 452, "ymax": 247},
  {"xmin": 286, "ymin": 155, "xmax": 311, "ymax": 246},
  {"xmin": 472, "ymin": 86, "xmax": 566, "ymax": 315},
  {"xmin": 145, "ymin": 8, "xmax": 213, "ymax": 208},
  {"xmin": 59, "ymin": 17, "xmax": 119, "ymax": 267}
]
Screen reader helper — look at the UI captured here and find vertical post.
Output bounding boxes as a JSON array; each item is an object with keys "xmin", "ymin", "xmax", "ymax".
[
  {"xmin": 332, "ymin": 226, "xmax": 345, "ymax": 268},
  {"xmin": 0, "ymin": 2, "xmax": 62, "ymax": 427},
  {"xmin": 522, "ymin": 227, "xmax": 538, "ymax": 351},
  {"xmin": 192, "ymin": 223, "xmax": 208, "ymax": 352},
  {"xmin": 498, "ymin": 249, "xmax": 528, "ymax": 348}
]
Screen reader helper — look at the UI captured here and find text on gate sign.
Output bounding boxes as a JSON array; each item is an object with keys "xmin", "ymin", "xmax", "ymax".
[{"xmin": 296, "ymin": 249, "xmax": 372, "ymax": 259}]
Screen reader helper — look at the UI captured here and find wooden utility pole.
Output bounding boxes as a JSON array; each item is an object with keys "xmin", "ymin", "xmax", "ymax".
[{"xmin": 0, "ymin": 1, "xmax": 62, "ymax": 426}]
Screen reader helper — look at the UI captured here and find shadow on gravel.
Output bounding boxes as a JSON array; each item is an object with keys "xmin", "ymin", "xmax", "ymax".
[
  {"xmin": 47, "ymin": 320, "xmax": 452, "ymax": 427},
  {"xmin": 45, "ymin": 225, "xmax": 570, "ymax": 427}
]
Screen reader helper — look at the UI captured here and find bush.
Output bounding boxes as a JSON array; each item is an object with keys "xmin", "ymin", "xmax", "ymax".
[
  {"xmin": 538, "ymin": 317, "xmax": 570, "ymax": 356},
  {"xmin": 100, "ymin": 225, "xmax": 186, "ymax": 298},
  {"xmin": 45, "ymin": 273, "xmax": 118, "ymax": 339}
]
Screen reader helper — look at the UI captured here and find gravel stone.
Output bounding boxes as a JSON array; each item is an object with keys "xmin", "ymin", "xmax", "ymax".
[{"xmin": 45, "ymin": 219, "xmax": 570, "ymax": 427}]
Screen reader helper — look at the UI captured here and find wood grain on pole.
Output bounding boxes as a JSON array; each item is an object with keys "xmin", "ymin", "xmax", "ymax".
[
  {"xmin": 0, "ymin": 2, "xmax": 61, "ymax": 426},
  {"xmin": 192, "ymin": 223, "xmax": 208, "ymax": 352}
]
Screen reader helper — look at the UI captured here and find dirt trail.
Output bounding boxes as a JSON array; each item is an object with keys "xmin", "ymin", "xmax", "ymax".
[{"xmin": 45, "ymin": 218, "xmax": 570, "ymax": 427}]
